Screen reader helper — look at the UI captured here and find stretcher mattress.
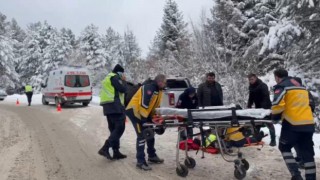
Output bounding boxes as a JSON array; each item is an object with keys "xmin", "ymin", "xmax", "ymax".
[{"xmin": 156, "ymin": 108, "xmax": 271, "ymax": 120}]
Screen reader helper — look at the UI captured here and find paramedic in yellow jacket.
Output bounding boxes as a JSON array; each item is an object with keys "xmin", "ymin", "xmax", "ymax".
[
  {"xmin": 126, "ymin": 74, "xmax": 166, "ymax": 171},
  {"xmin": 272, "ymin": 69, "xmax": 316, "ymax": 180}
]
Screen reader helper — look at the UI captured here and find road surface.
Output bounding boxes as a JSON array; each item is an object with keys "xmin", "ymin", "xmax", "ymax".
[{"xmin": 0, "ymin": 103, "xmax": 319, "ymax": 180}]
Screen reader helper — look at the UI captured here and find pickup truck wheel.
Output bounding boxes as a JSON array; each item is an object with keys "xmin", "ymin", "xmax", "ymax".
[
  {"xmin": 82, "ymin": 102, "xmax": 89, "ymax": 106},
  {"xmin": 42, "ymin": 96, "xmax": 49, "ymax": 105}
]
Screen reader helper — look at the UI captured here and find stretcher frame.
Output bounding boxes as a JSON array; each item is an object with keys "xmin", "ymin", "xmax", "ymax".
[{"xmin": 142, "ymin": 107, "xmax": 273, "ymax": 179}]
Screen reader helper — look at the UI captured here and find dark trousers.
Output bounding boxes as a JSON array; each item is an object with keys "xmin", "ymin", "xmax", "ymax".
[
  {"xmin": 106, "ymin": 113, "xmax": 126, "ymax": 150},
  {"xmin": 257, "ymin": 123, "xmax": 276, "ymax": 141},
  {"xmin": 26, "ymin": 92, "xmax": 33, "ymax": 105},
  {"xmin": 126, "ymin": 109, "xmax": 156, "ymax": 164},
  {"xmin": 279, "ymin": 128, "xmax": 316, "ymax": 180}
]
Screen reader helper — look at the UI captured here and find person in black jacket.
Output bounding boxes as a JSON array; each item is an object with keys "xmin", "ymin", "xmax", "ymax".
[
  {"xmin": 247, "ymin": 74, "xmax": 276, "ymax": 146},
  {"xmin": 98, "ymin": 64, "xmax": 127, "ymax": 160},
  {"xmin": 176, "ymin": 87, "xmax": 198, "ymax": 140},
  {"xmin": 198, "ymin": 72, "xmax": 223, "ymax": 107},
  {"xmin": 176, "ymin": 87, "xmax": 198, "ymax": 109}
]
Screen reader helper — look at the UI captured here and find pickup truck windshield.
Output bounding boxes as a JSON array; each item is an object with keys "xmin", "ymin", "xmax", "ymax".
[
  {"xmin": 166, "ymin": 79, "xmax": 188, "ymax": 89},
  {"xmin": 65, "ymin": 75, "xmax": 90, "ymax": 87}
]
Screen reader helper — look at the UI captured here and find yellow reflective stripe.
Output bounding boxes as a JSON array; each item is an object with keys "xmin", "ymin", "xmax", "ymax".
[{"xmin": 137, "ymin": 124, "xmax": 141, "ymax": 133}]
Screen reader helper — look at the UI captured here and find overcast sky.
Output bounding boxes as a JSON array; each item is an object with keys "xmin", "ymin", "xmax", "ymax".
[{"xmin": 0, "ymin": 0, "xmax": 213, "ymax": 56}]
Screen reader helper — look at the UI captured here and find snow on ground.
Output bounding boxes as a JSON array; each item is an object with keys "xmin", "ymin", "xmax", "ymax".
[
  {"xmin": 3, "ymin": 94, "xmax": 320, "ymax": 158},
  {"xmin": 261, "ymin": 125, "xmax": 320, "ymax": 158},
  {"xmin": 3, "ymin": 94, "xmax": 42, "ymax": 105},
  {"xmin": 3, "ymin": 93, "xmax": 101, "ymax": 106}
]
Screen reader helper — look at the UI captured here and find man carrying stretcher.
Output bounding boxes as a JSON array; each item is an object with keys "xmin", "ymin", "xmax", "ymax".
[
  {"xmin": 126, "ymin": 74, "xmax": 167, "ymax": 171},
  {"xmin": 272, "ymin": 68, "xmax": 316, "ymax": 180}
]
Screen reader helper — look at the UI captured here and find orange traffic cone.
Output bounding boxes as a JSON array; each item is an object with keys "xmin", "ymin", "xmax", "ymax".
[
  {"xmin": 57, "ymin": 103, "xmax": 62, "ymax": 112},
  {"xmin": 16, "ymin": 99, "xmax": 20, "ymax": 106}
]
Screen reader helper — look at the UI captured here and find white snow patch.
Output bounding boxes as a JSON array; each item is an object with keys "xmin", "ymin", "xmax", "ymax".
[{"xmin": 3, "ymin": 94, "xmax": 42, "ymax": 105}]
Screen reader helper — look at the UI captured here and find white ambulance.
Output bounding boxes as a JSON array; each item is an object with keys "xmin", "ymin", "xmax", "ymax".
[{"xmin": 41, "ymin": 67, "xmax": 92, "ymax": 106}]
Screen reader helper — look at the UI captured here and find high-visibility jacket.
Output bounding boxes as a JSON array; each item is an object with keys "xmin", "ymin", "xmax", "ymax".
[
  {"xmin": 272, "ymin": 77, "xmax": 314, "ymax": 132},
  {"xmin": 100, "ymin": 73, "xmax": 124, "ymax": 105},
  {"xmin": 25, "ymin": 85, "xmax": 33, "ymax": 92},
  {"xmin": 225, "ymin": 127, "xmax": 245, "ymax": 141},
  {"xmin": 205, "ymin": 134, "xmax": 217, "ymax": 147},
  {"xmin": 126, "ymin": 81, "xmax": 163, "ymax": 120}
]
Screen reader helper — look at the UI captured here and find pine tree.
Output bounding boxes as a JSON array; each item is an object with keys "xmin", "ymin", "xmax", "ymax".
[
  {"xmin": 101, "ymin": 27, "xmax": 123, "ymax": 70},
  {"xmin": 148, "ymin": 0, "xmax": 192, "ymax": 77},
  {"xmin": 0, "ymin": 13, "xmax": 19, "ymax": 89},
  {"xmin": 78, "ymin": 24, "xmax": 105, "ymax": 70},
  {"xmin": 123, "ymin": 28, "xmax": 141, "ymax": 67}
]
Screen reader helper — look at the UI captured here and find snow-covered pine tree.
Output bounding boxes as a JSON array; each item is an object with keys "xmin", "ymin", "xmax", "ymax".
[
  {"xmin": 0, "ymin": 13, "xmax": 20, "ymax": 90},
  {"xmin": 123, "ymin": 28, "xmax": 143, "ymax": 82},
  {"xmin": 78, "ymin": 24, "xmax": 105, "ymax": 70},
  {"xmin": 78, "ymin": 24, "xmax": 106, "ymax": 87},
  {"xmin": 148, "ymin": 0, "xmax": 192, "ymax": 77},
  {"xmin": 123, "ymin": 28, "xmax": 141, "ymax": 67},
  {"xmin": 101, "ymin": 27, "xmax": 123, "ymax": 70},
  {"xmin": 18, "ymin": 21, "xmax": 66, "ymax": 91},
  {"xmin": 8, "ymin": 18, "xmax": 27, "ymax": 71}
]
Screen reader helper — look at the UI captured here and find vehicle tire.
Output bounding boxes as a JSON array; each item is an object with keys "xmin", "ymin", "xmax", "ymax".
[
  {"xmin": 155, "ymin": 127, "xmax": 165, "ymax": 135},
  {"xmin": 176, "ymin": 164, "xmax": 189, "ymax": 177},
  {"xmin": 143, "ymin": 128, "xmax": 155, "ymax": 141},
  {"xmin": 242, "ymin": 159, "xmax": 250, "ymax": 170},
  {"xmin": 234, "ymin": 166, "xmax": 246, "ymax": 180},
  {"xmin": 184, "ymin": 157, "xmax": 196, "ymax": 169},
  {"xmin": 42, "ymin": 96, "xmax": 49, "ymax": 105},
  {"xmin": 83, "ymin": 102, "xmax": 89, "ymax": 106}
]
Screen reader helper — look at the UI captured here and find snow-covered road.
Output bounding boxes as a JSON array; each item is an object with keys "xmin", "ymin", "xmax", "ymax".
[{"xmin": 0, "ymin": 94, "xmax": 319, "ymax": 179}]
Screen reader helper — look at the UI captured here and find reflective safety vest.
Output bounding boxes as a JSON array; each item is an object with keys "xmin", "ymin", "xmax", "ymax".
[
  {"xmin": 205, "ymin": 134, "xmax": 217, "ymax": 147},
  {"xmin": 100, "ymin": 73, "xmax": 124, "ymax": 105},
  {"xmin": 25, "ymin": 85, "xmax": 33, "ymax": 92}
]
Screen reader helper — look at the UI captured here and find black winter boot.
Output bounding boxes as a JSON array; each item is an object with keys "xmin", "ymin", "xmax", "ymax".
[
  {"xmin": 269, "ymin": 139, "xmax": 276, "ymax": 147},
  {"xmin": 113, "ymin": 149, "xmax": 127, "ymax": 160},
  {"xmin": 98, "ymin": 140, "xmax": 112, "ymax": 160}
]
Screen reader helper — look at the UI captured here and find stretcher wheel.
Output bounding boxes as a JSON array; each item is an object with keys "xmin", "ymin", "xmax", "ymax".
[
  {"xmin": 176, "ymin": 164, "xmax": 189, "ymax": 177},
  {"xmin": 241, "ymin": 159, "xmax": 250, "ymax": 170},
  {"xmin": 234, "ymin": 166, "xmax": 246, "ymax": 180},
  {"xmin": 143, "ymin": 128, "xmax": 155, "ymax": 140},
  {"xmin": 155, "ymin": 127, "xmax": 165, "ymax": 135},
  {"xmin": 184, "ymin": 157, "xmax": 196, "ymax": 169}
]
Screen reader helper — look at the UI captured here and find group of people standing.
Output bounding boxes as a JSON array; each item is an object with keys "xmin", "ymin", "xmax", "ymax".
[
  {"xmin": 98, "ymin": 65, "xmax": 316, "ymax": 180},
  {"xmin": 176, "ymin": 72, "xmax": 276, "ymax": 146}
]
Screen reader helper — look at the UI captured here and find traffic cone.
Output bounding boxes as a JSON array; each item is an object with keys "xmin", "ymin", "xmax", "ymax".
[
  {"xmin": 57, "ymin": 103, "xmax": 62, "ymax": 112},
  {"xmin": 16, "ymin": 99, "xmax": 20, "ymax": 106}
]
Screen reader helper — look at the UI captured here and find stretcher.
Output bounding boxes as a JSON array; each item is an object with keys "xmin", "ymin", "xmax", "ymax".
[{"xmin": 142, "ymin": 107, "xmax": 273, "ymax": 179}]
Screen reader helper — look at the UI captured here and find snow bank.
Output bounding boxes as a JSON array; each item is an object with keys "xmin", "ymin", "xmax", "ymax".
[{"xmin": 3, "ymin": 94, "xmax": 42, "ymax": 105}]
